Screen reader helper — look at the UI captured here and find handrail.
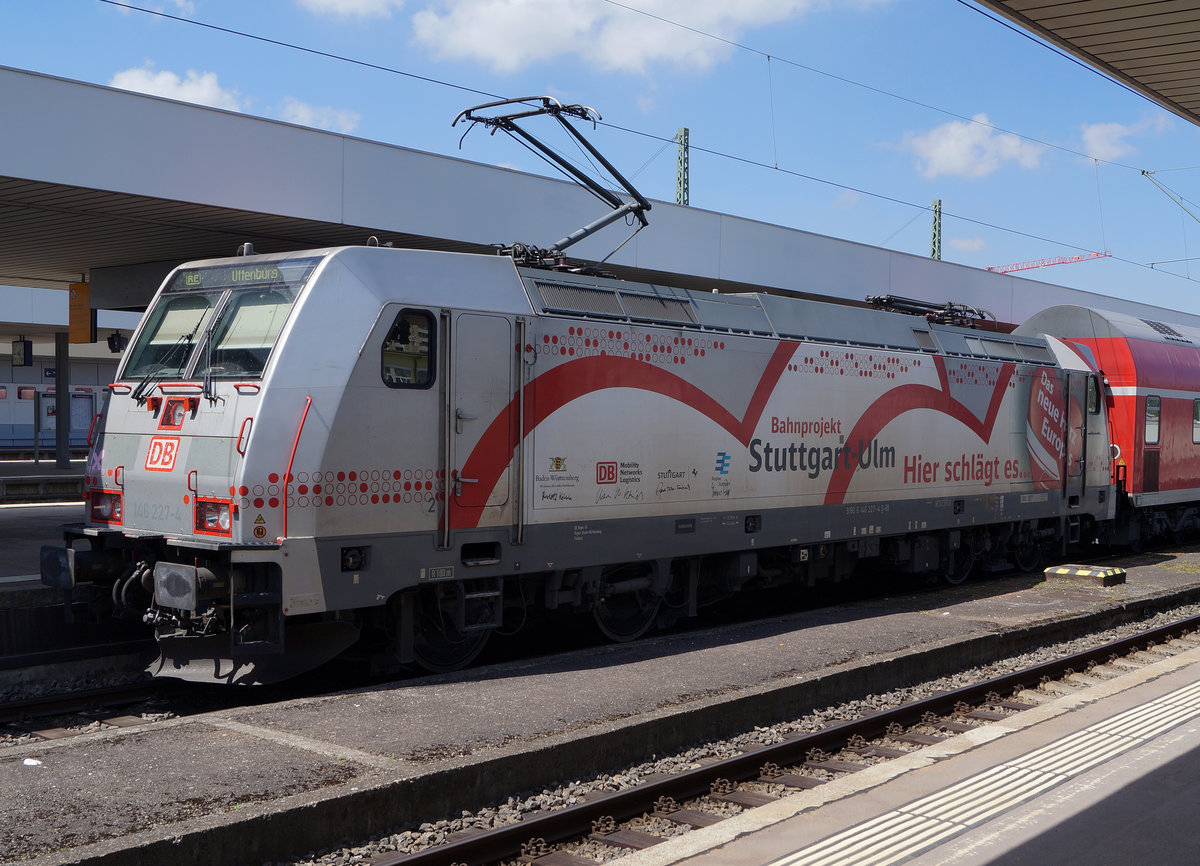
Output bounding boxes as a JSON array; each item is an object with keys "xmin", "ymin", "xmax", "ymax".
[
  {"xmin": 440, "ymin": 310, "xmax": 453, "ymax": 550},
  {"xmin": 280, "ymin": 396, "xmax": 312, "ymax": 542},
  {"xmin": 515, "ymin": 317, "xmax": 527, "ymax": 545}
]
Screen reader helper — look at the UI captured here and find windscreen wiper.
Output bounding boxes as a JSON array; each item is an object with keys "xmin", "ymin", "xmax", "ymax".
[{"xmin": 130, "ymin": 327, "xmax": 198, "ymax": 404}]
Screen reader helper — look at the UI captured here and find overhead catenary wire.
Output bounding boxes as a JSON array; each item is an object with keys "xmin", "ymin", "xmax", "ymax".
[
  {"xmin": 95, "ymin": 0, "xmax": 1200, "ymax": 285},
  {"xmin": 951, "ymin": 0, "xmax": 1155, "ymax": 117},
  {"xmin": 880, "ymin": 205, "xmax": 932, "ymax": 248},
  {"xmin": 598, "ymin": 0, "xmax": 1147, "ymax": 173},
  {"xmin": 96, "ymin": 0, "xmax": 504, "ymax": 101},
  {"xmin": 100, "ymin": 0, "xmax": 1151, "ymax": 179}
]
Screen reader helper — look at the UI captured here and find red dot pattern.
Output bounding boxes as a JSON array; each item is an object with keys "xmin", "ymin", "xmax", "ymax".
[
  {"xmin": 538, "ymin": 326, "xmax": 729, "ymax": 368},
  {"xmin": 947, "ymin": 361, "xmax": 1004, "ymax": 388},
  {"xmin": 786, "ymin": 350, "xmax": 922, "ymax": 379},
  {"xmin": 230, "ymin": 467, "xmax": 446, "ymax": 511}
]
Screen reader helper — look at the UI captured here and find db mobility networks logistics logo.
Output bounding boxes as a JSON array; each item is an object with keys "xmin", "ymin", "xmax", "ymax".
[{"xmin": 596, "ymin": 461, "xmax": 618, "ymax": 484}]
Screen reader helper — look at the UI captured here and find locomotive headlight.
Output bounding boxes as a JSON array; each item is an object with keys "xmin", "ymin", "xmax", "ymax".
[
  {"xmin": 168, "ymin": 400, "xmax": 187, "ymax": 427},
  {"xmin": 194, "ymin": 499, "xmax": 233, "ymax": 536},
  {"xmin": 90, "ymin": 491, "xmax": 123, "ymax": 524}
]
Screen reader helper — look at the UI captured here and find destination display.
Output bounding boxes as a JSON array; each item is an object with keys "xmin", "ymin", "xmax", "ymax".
[{"xmin": 166, "ymin": 256, "xmax": 321, "ymax": 293}]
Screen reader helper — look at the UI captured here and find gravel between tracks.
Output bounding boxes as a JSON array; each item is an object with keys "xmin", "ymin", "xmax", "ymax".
[{"xmin": 271, "ymin": 602, "xmax": 1200, "ymax": 866}]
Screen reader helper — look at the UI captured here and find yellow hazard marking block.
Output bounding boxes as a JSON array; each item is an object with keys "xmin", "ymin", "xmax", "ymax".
[{"xmin": 1044, "ymin": 564, "xmax": 1127, "ymax": 586}]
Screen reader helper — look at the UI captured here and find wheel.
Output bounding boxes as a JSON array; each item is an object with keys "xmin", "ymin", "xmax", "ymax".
[
  {"xmin": 592, "ymin": 563, "xmax": 662, "ymax": 642},
  {"xmin": 1012, "ymin": 542, "xmax": 1043, "ymax": 574},
  {"xmin": 412, "ymin": 587, "xmax": 490, "ymax": 673},
  {"xmin": 940, "ymin": 550, "xmax": 975, "ymax": 586}
]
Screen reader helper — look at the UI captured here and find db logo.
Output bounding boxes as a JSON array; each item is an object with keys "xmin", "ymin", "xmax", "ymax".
[
  {"xmin": 145, "ymin": 436, "xmax": 181, "ymax": 472},
  {"xmin": 596, "ymin": 461, "xmax": 618, "ymax": 484}
]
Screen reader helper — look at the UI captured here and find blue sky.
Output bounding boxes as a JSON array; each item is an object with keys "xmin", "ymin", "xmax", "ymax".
[{"xmin": 6, "ymin": 0, "xmax": 1200, "ymax": 314}]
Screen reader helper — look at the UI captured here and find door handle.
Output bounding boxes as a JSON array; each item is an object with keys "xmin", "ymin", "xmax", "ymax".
[{"xmin": 455, "ymin": 408, "xmax": 477, "ymax": 434}]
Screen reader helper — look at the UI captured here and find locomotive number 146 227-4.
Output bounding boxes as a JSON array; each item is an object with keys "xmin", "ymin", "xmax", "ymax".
[{"xmin": 129, "ymin": 501, "xmax": 185, "ymax": 523}]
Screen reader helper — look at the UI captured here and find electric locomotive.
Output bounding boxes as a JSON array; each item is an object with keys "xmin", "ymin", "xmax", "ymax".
[
  {"xmin": 40, "ymin": 242, "xmax": 1115, "ymax": 683},
  {"xmin": 39, "ymin": 97, "xmax": 1122, "ymax": 684}
]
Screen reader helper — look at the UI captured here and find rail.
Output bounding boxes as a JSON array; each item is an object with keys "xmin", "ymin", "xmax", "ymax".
[{"xmin": 373, "ymin": 612, "xmax": 1200, "ymax": 866}]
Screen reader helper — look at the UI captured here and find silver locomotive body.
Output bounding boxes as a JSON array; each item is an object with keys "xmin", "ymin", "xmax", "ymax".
[{"xmin": 43, "ymin": 244, "xmax": 1113, "ymax": 683}]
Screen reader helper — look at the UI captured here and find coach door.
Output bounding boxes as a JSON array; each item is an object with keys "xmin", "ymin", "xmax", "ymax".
[
  {"xmin": 1063, "ymin": 370, "xmax": 1089, "ymax": 506},
  {"xmin": 446, "ymin": 313, "xmax": 514, "ymax": 534}
]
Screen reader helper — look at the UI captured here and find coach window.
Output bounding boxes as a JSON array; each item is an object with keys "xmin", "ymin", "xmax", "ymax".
[
  {"xmin": 1193, "ymin": 399, "xmax": 1200, "ymax": 444},
  {"xmin": 382, "ymin": 309, "xmax": 434, "ymax": 388},
  {"xmin": 1146, "ymin": 395, "xmax": 1161, "ymax": 446}
]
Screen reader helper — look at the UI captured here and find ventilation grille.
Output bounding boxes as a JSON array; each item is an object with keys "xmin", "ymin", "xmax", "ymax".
[
  {"xmin": 1141, "ymin": 319, "xmax": 1192, "ymax": 344},
  {"xmin": 533, "ymin": 280, "xmax": 696, "ymax": 325},
  {"xmin": 535, "ymin": 282, "xmax": 624, "ymax": 318},
  {"xmin": 620, "ymin": 292, "xmax": 695, "ymax": 324}
]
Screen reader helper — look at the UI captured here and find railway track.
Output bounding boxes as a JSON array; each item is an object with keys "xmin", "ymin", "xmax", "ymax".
[
  {"xmin": 367, "ymin": 612, "xmax": 1200, "ymax": 866},
  {"xmin": 0, "ymin": 680, "xmax": 167, "ymax": 736}
]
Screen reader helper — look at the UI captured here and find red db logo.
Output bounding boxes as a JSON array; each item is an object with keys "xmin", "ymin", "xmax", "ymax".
[
  {"xmin": 596, "ymin": 461, "xmax": 618, "ymax": 484},
  {"xmin": 145, "ymin": 436, "xmax": 180, "ymax": 472}
]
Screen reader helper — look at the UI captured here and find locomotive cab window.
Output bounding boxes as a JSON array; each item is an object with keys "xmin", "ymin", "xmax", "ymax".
[
  {"xmin": 197, "ymin": 289, "xmax": 295, "ymax": 378},
  {"xmin": 382, "ymin": 310, "xmax": 434, "ymax": 388},
  {"xmin": 1193, "ymin": 398, "xmax": 1200, "ymax": 445},
  {"xmin": 1146, "ymin": 395, "xmax": 1161, "ymax": 446},
  {"xmin": 123, "ymin": 256, "xmax": 318, "ymax": 382},
  {"xmin": 1087, "ymin": 376, "xmax": 1100, "ymax": 415}
]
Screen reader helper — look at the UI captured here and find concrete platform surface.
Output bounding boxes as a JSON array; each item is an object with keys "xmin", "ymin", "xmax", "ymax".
[
  {"xmin": 4, "ymin": 546, "xmax": 1200, "ymax": 865},
  {"xmin": 0, "ymin": 459, "xmax": 85, "ymax": 505},
  {"xmin": 0, "ymin": 502, "xmax": 82, "ymax": 582},
  {"xmin": 646, "ymin": 641, "xmax": 1200, "ymax": 866}
]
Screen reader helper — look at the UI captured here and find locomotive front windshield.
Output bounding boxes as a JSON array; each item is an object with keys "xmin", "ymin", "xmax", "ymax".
[{"xmin": 123, "ymin": 256, "xmax": 320, "ymax": 381}]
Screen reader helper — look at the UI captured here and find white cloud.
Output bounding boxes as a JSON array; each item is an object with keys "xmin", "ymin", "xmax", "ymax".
[
  {"xmin": 109, "ymin": 64, "xmax": 243, "ymax": 111},
  {"xmin": 411, "ymin": 0, "xmax": 891, "ymax": 76},
  {"xmin": 948, "ymin": 236, "xmax": 986, "ymax": 252},
  {"xmin": 901, "ymin": 113, "xmax": 1044, "ymax": 179},
  {"xmin": 112, "ymin": 0, "xmax": 196, "ymax": 14},
  {"xmin": 297, "ymin": 0, "xmax": 405, "ymax": 16},
  {"xmin": 278, "ymin": 97, "xmax": 361, "ymax": 133},
  {"xmin": 1081, "ymin": 122, "xmax": 1137, "ymax": 162},
  {"xmin": 833, "ymin": 189, "xmax": 860, "ymax": 209},
  {"xmin": 1080, "ymin": 115, "xmax": 1172, "ymax": 162}
]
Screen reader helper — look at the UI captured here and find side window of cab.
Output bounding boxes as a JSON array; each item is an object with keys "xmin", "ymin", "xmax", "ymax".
[{"xmin": 382, "ymin": 310, "xmax": 435, "ymax": 389}]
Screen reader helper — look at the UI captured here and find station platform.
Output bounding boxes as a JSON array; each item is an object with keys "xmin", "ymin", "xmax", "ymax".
[
  {"xmin": 6, "ymin": 545, "xmax": 1200, "ymax": 864},
  {"xmin": 648, "ymin": 645, "xmax": 1200, "ymax": 865},
  {"xmin": 0, "ymin": 502, "xmax": 135, "ymax": 664},
  {"xmin": 0, "ymin": 503, "xmax": 83, "ymax": 583},
  {"xmin": 0, "ymin": 458, "xmax": 84, "ymax": 504}
]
